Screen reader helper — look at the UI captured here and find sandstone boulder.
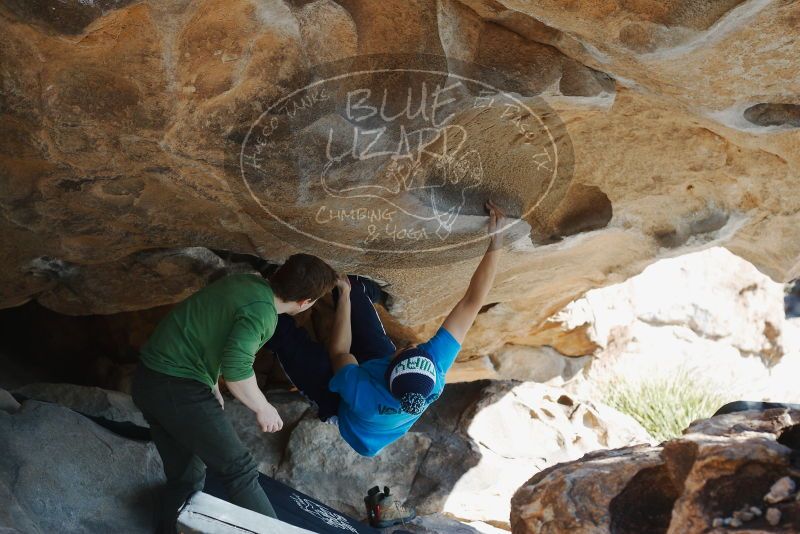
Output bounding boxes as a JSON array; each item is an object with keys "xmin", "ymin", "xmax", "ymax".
[
  {"xmin": 11, "ymin": 380, "xmax": 310, "ymax": 477},
  {"xmin": 556, "ymin": 247, "xmax": 800, "ymax": 404},
  {"xmin": 0, "ymin": 388, "xmax": 20, "ymax": 414},
  {"xmin": 560, "ymin": 247, "xmax": 787, "ymax": 361},
  {"xmin": 489, "ymin": 345, "xmax": 589, "ymax": 384},
  {"xmin": 0, "ymin": 374, "xmax": 649, "ymax": 532},
  {"xmin": 221, "ymin": 390, "xmax": 312, "ymax": 476},
  {"xmin": 0, "ymin": 401, "xmax": 164, "ymax": 533},
  {"xmin": 0, "ymin": 0, "xmax": 797, "ymax": 374},
  {"xmin": 277, "ymin": 418, "xmax": 433, "ymax": 519},
  {"xmin": 511, "ymin": 407, "xmax": 800, "ymax": 533},
  {"xmin": 270, "ymin": 380, "xmax": 650, "ymax": 528},
  {"xmin": 379, "ymin": 513, "xmax": 484, "ymax": 533},
  {"xmin": 14, "ymin": 381, "xmax": 148, "ymax": 426},
  {"xmin": 442, "ymin": 381, "xmax": 652, "ymax": 525}
]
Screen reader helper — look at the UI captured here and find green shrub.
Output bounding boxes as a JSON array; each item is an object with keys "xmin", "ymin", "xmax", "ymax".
[{"xmin": 599, "ymin": 367, "xmax": 729, "ymax": 443}]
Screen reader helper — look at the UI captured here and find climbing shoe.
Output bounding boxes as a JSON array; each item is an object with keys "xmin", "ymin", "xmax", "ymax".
[{"xmin": 364, "ymin": 485, "xmax": 416, "ymax": 528}]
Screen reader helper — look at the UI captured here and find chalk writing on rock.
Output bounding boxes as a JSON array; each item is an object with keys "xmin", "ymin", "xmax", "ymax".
[{"xmin": 239, "ymin": 54, "xmax": 573, "ymax": 260}]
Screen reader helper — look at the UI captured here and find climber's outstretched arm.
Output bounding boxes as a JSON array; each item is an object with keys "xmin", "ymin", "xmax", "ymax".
[{"xmin": 442, "ymin": 200, "xmax": 505, "ymax": 344}]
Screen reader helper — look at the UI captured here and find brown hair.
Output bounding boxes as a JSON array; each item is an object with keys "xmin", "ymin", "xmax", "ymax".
[{"xmin": 269, "ymin": 254, "xmax": 337, "ymax": 302}]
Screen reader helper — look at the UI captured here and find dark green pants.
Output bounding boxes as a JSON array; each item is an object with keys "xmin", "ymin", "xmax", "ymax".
[{"xmin": 131, "ymin": 364, "xmax": 276, "ymax": 532}]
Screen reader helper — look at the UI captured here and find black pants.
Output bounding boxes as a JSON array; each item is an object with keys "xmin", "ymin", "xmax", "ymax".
[
  {"xmin": 266, "ymin": 275, "xmax": 396, "ymax": 420},
  {"xmin": 131, "ymin": 365, "xmax": 276, "ymax": 532}
]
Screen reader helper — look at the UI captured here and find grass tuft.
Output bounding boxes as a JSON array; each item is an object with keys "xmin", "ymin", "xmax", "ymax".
[{"xmin": 599, "ymin": 367, "xmax": 729, "ymax": 443}]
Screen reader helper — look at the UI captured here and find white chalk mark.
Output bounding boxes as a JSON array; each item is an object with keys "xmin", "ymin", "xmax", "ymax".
[
  {"xmin": 705, "ymin": 101, "xmax": 799, "ymax": 133},
  {"xmin": 639, "ymin": 0, "xmax": 774, "ymax": 61}
]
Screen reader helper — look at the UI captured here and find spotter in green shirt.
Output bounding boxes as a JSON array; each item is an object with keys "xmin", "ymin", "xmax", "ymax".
[{"xmin": 139, "ymin": 273, "xmax": 277, "ymax": 388}]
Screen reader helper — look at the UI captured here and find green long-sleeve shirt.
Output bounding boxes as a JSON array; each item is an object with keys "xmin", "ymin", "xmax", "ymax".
[{"xmin": 139, "ymin": 273, "xmax": 278, "ymax": 388}]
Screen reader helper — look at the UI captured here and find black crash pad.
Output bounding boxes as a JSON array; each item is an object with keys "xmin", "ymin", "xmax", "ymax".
[{"xmin": 204, "ymin": 472, "xmax": 379, "ymax": 534}]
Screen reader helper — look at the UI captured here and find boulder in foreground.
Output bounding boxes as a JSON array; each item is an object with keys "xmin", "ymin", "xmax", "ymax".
[{"xmin": 511, "ymin": 407, "xmax": 800, "ymax": 533}]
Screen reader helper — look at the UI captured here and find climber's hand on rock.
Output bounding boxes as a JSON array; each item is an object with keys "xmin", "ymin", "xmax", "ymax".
[
  {"xmin": 486, "ymin": 199, "xmax": 506, "ymax": 250},
  {"xmin": 256, "ymin": 403, "xmax": 283, "ymax": 433},
  {"xmin": 335, "ymin": 274, "xmax": 351, "ymax": 295}
]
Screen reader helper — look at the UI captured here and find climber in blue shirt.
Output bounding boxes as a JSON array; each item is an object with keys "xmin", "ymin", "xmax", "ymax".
[
  {"xmin": 328, "ymin": 319, "xmax": 460, "ymax": 456},
  {"xmin": 265, "ymin": 201, "xmax": 506, "ymax": 457}
]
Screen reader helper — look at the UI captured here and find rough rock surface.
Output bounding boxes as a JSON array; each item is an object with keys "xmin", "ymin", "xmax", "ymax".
[
  {"xmin": 489, "ymin": 345, "xmax": 590, "ymax": 384},
  {"xmin": 450, "ymin": 245, "xmax": 798, "ymax": 389},
  {"xmin": 277, "ymin": 419, "xmax": 433, "ymax": 518},
  {"xmin": 511, "ymin": 407, "xmax": 800, "ymax": 534},
  {"xmin": 543, "ymin": 247, "xmax": 800, "ymax": 404},
  {"xmin": 440, "ymin": 381, "xmax": 652, "ymax": 525},
  {"xmin": 15, "ymin": 381, "xmax": 149, "ymax": 426},
  {"xmin": 0, "ymin": 401, "xmax": 164, "ymax": 534},
  {"xmin": 378, "ymin": 513, "xmax": 485, "ymax": 534},
  {"xmin": 12, "ymin": 381, "xmax": 313, "ymax": 476},
  {"xmin": 5, "ymin": 378, "xmax": 649, "ymax": 530},
  {"xmin": 0, "ymin": 388, "xmax": 20, "ymax": 414},
  {"xmin": 1, "ymin": 0, "xmax": 798, "ymax": 365},
  {"xmin": 221, "ymin": 390, "xmax": 311, "ymax": 476},
  {"xmin": 553, "ymin": 247, "xmax": 788, "ymax": 363}
]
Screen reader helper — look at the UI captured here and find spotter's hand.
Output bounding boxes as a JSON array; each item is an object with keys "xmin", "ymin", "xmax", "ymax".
[{"xmin": 256, "ymin": 403, "xmax": 283, "ymax": 433}]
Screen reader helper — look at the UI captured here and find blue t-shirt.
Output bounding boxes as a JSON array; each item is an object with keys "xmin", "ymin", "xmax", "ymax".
[{"xmin": 328, "ymin": 326, "xmax": 461, "ymax": 457}]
